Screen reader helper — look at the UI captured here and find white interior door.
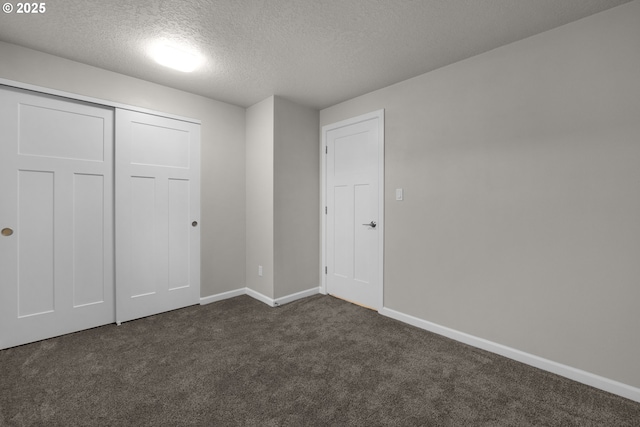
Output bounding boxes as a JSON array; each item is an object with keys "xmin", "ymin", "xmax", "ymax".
[
  {"xmin": 0, "ymin": 86, "xmax": 115, "ymax": 349},
  {"xmin": 324, "ymin": 110, "xmax": 384, "ymax": 310},
  {"xmin": 115, "ymin": 109, "xmax": 200, "ymax": 324}
]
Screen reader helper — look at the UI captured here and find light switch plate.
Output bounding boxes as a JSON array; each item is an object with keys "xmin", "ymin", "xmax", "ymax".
[{"xmin": 396, "ymin": 188, "xmax": 403, "ymax": 201}]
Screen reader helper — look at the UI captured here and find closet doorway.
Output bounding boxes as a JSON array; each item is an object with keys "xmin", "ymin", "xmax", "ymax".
[{"xmin": 0, "ymin": 85, "xmax": 200, "ymax": 349}]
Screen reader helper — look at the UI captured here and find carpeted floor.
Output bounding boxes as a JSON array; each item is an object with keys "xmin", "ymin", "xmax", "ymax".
[{"xmin": 0, "ymin": 294, "xmax": 638, "ymax": 426}]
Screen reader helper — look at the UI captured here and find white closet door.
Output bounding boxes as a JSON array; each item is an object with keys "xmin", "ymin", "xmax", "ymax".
[
  {"xmin": 115, "ymin": 109, "xmax": 200, "ymax": 324},
  {"xmin": 0, "ymin": 86, "xmax": 115, "ymax": 350}
]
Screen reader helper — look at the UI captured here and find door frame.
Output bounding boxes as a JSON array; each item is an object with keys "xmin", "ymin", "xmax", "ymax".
[{"xmin": 320, "ymin": 109, "xmax": 385, "ymax": 310}]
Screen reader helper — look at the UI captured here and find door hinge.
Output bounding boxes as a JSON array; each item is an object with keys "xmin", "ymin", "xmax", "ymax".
[
  {"xmin": 325, "ymin": 146, "xmax": 328, "ymax": 154},
  {"xmin": 325, "ymin": 266, "xmax": 327, "ymax": 274},
  {"xmin": 325, "ymin": 206, "xmax": 327, "ymax": 214}
]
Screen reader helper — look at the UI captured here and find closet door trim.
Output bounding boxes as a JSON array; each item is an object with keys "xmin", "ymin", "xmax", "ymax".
[{"xmin": 0, "ymin": 78, "xmax": 201, "ymax": 125}]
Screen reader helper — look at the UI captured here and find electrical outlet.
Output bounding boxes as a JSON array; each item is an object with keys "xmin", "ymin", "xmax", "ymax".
[{"xmin": 258, "ymin": 265, "xmax": 263, "ymax": 276}]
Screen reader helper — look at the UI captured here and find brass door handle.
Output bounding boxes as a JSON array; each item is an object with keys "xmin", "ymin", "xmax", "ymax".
[{"xmin": 1, "ymin": 228, "xmax": 14, "ymax": 236}]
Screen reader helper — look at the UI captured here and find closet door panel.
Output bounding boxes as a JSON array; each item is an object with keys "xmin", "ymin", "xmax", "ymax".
[
  {"xmin": 115, "ymin": 109, "xmax": 200, "ymax": 324},
  {"xmin": 168, "ymin": 178, "xmax": 191, "ymax": 290},
  {"xmin": 17, "ymin": 170, "xmax": 55, "ymax": 317},
  {"xmin": 0, "ymin": 86, "xmax": 115, "ymax": 350},
  {"xmin": 73, "ymin": 173, "xmax": 107, "ymax": 307}
]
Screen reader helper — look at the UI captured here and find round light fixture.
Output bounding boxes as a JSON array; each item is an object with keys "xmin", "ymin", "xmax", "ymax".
[{"xmin": 151, "ymin": 43, "xmax": 203, "ymax": 73}]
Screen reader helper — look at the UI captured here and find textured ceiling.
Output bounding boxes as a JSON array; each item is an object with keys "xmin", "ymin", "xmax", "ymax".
[{"xmin": 0, "ymin": 0, "xmax": 632, "ymax": 109}]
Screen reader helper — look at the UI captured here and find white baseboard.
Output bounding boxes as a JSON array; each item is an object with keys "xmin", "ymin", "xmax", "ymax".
[
  {"xmin": 199, "ymin": 288, "xmax": 246, "ymax": 305},
  {"xmin": 274, "ymin": 287, "xmax": 320, "ymax": 306},
  {"xmin": 379, "ymin": 307, "xmax": 640, "ymax": 403},
  {"xmin": 245, "ymin": 288, "xmax": 275, "ymax": 307},
  {"xmin": 201, "ymin": 286, "xmax": 321, "ymax": 308}
]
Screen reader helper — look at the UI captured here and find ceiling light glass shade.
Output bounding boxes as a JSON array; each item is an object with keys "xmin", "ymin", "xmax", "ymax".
[{"xmin": 152, "ymin": 44, "xmax": 202, "ymax": 72}]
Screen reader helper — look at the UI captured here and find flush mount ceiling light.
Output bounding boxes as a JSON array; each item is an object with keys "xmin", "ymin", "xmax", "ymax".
[{"xmin": 151, "ymin": 43, "xmax": 203, "ymax": 73}]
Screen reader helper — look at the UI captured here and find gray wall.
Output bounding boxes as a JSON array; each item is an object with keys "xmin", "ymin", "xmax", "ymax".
[
  {"xmin": 245, "ymin": 96, "xmax": 320, "ymax": 300},
  {"xmin": 274, "ymin": 96, "xmax": 320, "ymax": 298},
  {"xmin": 0, "ymin": 41, "xmax": 247, "ymax": 299},
  {"xmin": 320, "ymin": 1, "xmax": 640, "ymax": 388},
  {"xmin": 245, "ymin": 96, "xmax": 275, "ymax": 298}
]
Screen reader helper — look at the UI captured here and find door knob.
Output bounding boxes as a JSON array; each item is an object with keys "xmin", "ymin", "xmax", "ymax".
[
  {"xmin": 1, "ymin": 228, "xmax": 14, "ymax": 236},
  {"xmin": 362, "ymin": 221, "xmax": 377, "ymax": 228},
  {"xmin": 192, "ymin": 221, "xmax": 198, "ymax": 227}
]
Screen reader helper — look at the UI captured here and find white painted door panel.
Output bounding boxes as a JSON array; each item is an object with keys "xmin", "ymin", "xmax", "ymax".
[
  {"xmin": 115, "ymin": 109, "xmax": 200, "ymax": 324},
  {"xmin": 325, "ymin": 111, "xmax": 383, "ymax": 310},
  {"xmin": 0, "ymin": 86, "xmax": 115, "ymax": 349}
]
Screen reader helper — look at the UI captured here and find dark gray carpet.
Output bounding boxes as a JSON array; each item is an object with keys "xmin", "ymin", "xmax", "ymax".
[{"xmin": 1, "ymin": 294, "xmax": 638, "ymax": 426}]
